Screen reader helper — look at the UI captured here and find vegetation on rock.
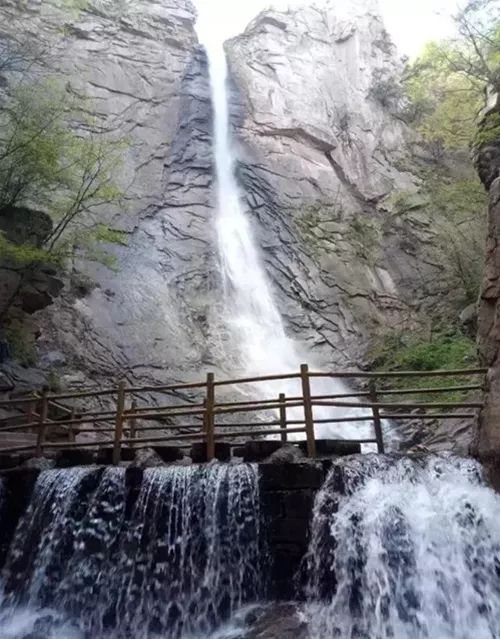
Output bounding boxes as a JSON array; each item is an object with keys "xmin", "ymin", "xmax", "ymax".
[
  {"xmin": 370, "ymin": 329, "xmax": 479, "ymax": 401},
  {"xmin": 0, "ymin": 42, "xmax": 128, "ymax": 318}
]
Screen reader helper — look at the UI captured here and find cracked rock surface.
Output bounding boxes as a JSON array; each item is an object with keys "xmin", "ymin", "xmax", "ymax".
[{"xmin": 0, "ymin": 1, "xmax": 471, "ymax": 454}]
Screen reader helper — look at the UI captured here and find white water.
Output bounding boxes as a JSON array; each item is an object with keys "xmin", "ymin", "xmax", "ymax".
[
  {"xmin": 0, "ymin": 465, "xmax": 262, "ymax": 638},
  {"xmin": 200, "ymin": 36, "xmax": 377, "ymax": 441},
  {"xmin": 306, "ymin": 454, "xmax": 500, "ymax": 639}
]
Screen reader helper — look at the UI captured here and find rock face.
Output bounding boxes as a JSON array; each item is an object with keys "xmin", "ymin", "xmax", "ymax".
[
  {"xmin": 0, "ymin": 207, "xmax": 63, "ymax": 317},
  {"xmin": 0, "ymin": 0, "xmax": 465, "ymax": 438},
  {"xmin": 225, "ymin": 4, "xmax": 444, "ymax": 369},
  {"xmin": 475, "ymin": 90, "xmax": 500, "ymax": 485}
]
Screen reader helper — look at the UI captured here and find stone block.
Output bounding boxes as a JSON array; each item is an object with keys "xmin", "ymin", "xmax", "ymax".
[
  {"xmin": 190, "ymin": 442, "xmax": 231, "ymax": 463},
  {"xmin": 96, "ymin": 447, "xmax": 135, "ymax": 465},
  {"xmin": 152, "ymin": 446, "xmax": 184, "ymax": 462},
  {"xmin": 261, "ymin": 490, "xmax": 285, "ymax": 518},
  {"xmin": 259, "ymin": 462, "xmax": 325, "ymax": 491},
  {"xmin": 0, "ymin": 454, "xmax": 21, "ymax": 470},
  {"xmin": 55, "ymin": 449, "xmax": 96, "ymax": 468},
  {"xmin": 283, "ymin": 490, "xmax": 315, "ymax": 519},
  {"xmin": 298, "ymin": 439, "xmax": 361, "ymax": 456},
  {"xmin": 242, "ymin": 440, "xmax": 285, "ymax": 462},
  {"xmin": 271, "ymin": 518, "xmax": 310, "ymax": 545}
]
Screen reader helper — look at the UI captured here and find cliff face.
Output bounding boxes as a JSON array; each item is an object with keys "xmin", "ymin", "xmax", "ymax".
[
  {"xmin": 475, "ymin": 91, "xmax": 500, "ymax": 485},
  {"xmin": 0, "ymin": 1, "xmax": 461, "ymax": 412},
  {"xmin": 225, "ymin": 5, "xmax": 445, "ymax": 370},
  {"xmin": 0, "ymin": 0, "xmax": 219, "ymax": 387}
]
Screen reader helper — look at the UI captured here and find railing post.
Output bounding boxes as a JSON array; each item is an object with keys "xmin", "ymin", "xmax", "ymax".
[
  {"xmin": 129, "ymin": 399, "xmax": 137, "ymax": 447},
  {"xmin": 205, "ymin": 372, "xmax": 215, "ymax": 461},
  {"xmin": 35, "ymin": 388, "xmax": 49, "ymax": 458},
  {"xmin": 279, "ymin": 393, "xmax": 287, "ymax": 443},
  {"xmin": 27, "ymin": 393, "xmax": 36, "ymax": 427},
  {"xmin": 300, "ymin": 364, "xmax": 316, "ymax": 458},
  {"xmin": 369, "ymin": 380, "xmax": 385, "ymax": 454},
  {"xmin": 112, "ymin": 380, "xmax": 126, "ymax": 465}
]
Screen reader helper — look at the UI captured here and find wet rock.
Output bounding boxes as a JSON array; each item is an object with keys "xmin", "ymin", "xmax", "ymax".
[
  {"xmin": 241, "ymin": 604, "xmax": 308, "ymax": 639},
  {"xmin": 266, "ymin": 444, "xmax": 305, "ymax": 464},
  {"xmin": 132, "ymin": 446, "xmax": 166, "ymax": 468},
  {"xmin": 242, "ymin": 440, "xmax": 287, "ymax": 462},
  {"xmin": 22, "ymin": 456, "xmax": 55, "ymax": 470},
  {"xmin": 459, "ymin": 303, "xmax": 478, "ymax": 337}
]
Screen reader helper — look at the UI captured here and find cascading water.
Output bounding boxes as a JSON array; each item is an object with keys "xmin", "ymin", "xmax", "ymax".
[
  {"xmin": 0, "ymin": 465, "xmax": 262, "ymax": 638},
  {"xmin": 199, "ymin": 32, "xmax": 376, "ymax": 441},
  {"xmin": 305, "ymin": 454, "xmax": 500, "ymax": 639}
]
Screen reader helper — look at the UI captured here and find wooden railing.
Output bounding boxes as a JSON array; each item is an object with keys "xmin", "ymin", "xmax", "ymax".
[{"xmin": 0, "ymin": 364, "xmax": 487, "ymax": 463}]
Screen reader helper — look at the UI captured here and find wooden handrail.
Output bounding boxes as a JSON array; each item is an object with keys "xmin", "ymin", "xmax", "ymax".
[
  {"xmin": 0, "ymin": 363, "xmax": 487, "ymax": 462},
  {"xmin": 308, "ymin": 368, "xmax": 487, "ymax": 379}
]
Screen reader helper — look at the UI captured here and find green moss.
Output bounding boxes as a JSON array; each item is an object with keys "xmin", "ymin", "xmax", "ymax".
[
  {"xmin": 475, "ymin": 112, "xmax": 500, "ymax": 147},
  {"xmin": 370, "ymin": 331, "xmax": 479, "ymax": 402},
  {"xmin": 47, "ymin": 369, "xmax": 62, "ymax": 393},
  {"xmin": 4, "ymin": 321, "xmax": 37, "ymax": 367},
  {"xmin": 345, "ymin": 216, "xmax": 381, "ymax": 262}
]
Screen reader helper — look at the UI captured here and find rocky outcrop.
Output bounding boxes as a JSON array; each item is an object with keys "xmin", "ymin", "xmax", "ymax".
[
  {"xmin": 225, "ymin": 4, "xmax": 448, "ymax": 369},
  {"xmin": 0, "ymin": 207, "xmax": 63, "ymax": 317},
  {"xmin": 0, "ymin": 0, "xmax": 212, "ymax": 388},
  {"xmin": 474, "ymin": 88, "xmax": 500, "ymax": 486}
]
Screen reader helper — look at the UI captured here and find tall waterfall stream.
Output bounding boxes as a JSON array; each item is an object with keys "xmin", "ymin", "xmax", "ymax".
[{"xmin": 202, "ymin": 34, "xmax": 376, "ymax": 441}]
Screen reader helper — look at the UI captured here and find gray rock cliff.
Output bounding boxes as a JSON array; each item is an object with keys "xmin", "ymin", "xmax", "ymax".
[{"xmin": 0, "ymin": 0, "xmax": 466, "ymax": 439}]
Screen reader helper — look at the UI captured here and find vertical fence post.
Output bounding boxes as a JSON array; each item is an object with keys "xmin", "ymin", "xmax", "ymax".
[
  {"xmin": 205, "ymin": 373, "xmax": 215, "ymax": 461},
  {"xmin": 35, "ymin": 389, "xmax": 49, "ymax": 457},
  {"xmin": 369, "ymin": 380, "xmax": 385, "ymax": 454},
  {"xmin": 129, "ymin": 399, "xmax": 137, "ymax": 447},
  {"xmin": 279, "ymin": 393, "xmax": 287, "ymax": 443},
  {"xmin": 300, "ymin": 364, "xmax": 316, "ymax": 458},
  {"xmin": 112, "ymin": 381, "xmax": 126, "ymax": 465},
  {"xmin": 27, "ymin": 393, "xmax": 36, "ymax": 427}
]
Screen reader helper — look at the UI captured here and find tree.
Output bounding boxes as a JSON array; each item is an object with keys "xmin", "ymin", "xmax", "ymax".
[
  {"xmin": 404, "ymin": 1, "xmax": 500, "ymax": 155},
  {"xmin": 452, "ymin": 0, "xmax": 500, "ymax": 90},
  {"xmin": 405, "ymin": 42, "xmax": 483, "ymax": 155},
  {"xmin": 0, "ymin": 78, "xmax": 127, "ymax": 317}
]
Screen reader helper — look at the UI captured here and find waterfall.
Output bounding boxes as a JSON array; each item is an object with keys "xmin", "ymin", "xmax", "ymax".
[
  {"xmin": 305, "ymin": 454, "xmax": 500, "ymax": 639},
  {"xmin": 0, "ymin": 465, "xmax": 262, "ymax": 638},
  {"xmin": 199, "ymin": 33, "xmax": 377, "ymax": 442}
]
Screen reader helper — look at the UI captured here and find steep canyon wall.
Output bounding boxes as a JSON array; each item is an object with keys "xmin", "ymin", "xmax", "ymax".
[{"xmin": 0, "ymin": 1, "xmax": 470, "ymax": 411}]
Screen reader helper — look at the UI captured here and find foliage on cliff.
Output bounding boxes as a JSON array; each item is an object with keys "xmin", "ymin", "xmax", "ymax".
[
  {"xmin": 370, "ymin": 330, "xmax": 478, "ymax": 401},
  {"xmin": 0, "ymin": 76, "xmax": 127, "ymax": 317},
  {"xmin": 404, "ymin": 0, "xmax": 500, "ymax": 156}
]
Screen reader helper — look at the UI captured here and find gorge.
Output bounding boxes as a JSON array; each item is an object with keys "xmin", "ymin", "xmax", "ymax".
[{"xmin": 1, "ymin": 0, "xmax": 500, "ymax": 637}]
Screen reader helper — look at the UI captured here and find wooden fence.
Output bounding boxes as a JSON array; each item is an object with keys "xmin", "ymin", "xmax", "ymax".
[{"xmin": 0, "ymin": 364, "xmax": 487, "ymax": 464}]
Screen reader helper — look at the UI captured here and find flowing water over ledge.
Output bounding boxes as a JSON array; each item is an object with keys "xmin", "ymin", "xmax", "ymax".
[
  {"xmin": 1, "ymin": 455, "xmax": 499, "ymax": 639},
  {"xmin": 305, "ymin": 454, "xmax": 500, "ymax": 639},
  {"xmin": 0, "ymin": 465, "xmax": 262, "ymax": 639}
]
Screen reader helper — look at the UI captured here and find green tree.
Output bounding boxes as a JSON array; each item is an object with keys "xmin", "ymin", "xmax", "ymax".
[
  {"xmin": 0, "ymin": 79, "xmax": 127, "ymax": 317},
  {"xmin": 404, "ymin": 1, "xmax": 500, "ymax": 155}
]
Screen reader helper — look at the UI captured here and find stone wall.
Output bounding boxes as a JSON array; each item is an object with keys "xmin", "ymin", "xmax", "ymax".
[
  {"xmin": 260, "ymin": 462, "xmax": 326, "ymax": 600},
  {"xmin": 0, "ymin": 462, "xmax": 328, "ymax": 600}
]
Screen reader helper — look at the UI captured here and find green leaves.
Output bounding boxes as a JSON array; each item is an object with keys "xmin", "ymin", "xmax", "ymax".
[
  {"xmin": 0, "ymin": 233, "xmax": 59, "ymax": 266},
  {"xmin": 0, "ymin": 78, "xmax": 126, "ymax": 261},
  {"xmin": 404, "ymin": 43, "xmax": 483, "ymax": 152},
  {"xmin": 404, "ymin": 1, "xmax": 499, "ymax": 153}
]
